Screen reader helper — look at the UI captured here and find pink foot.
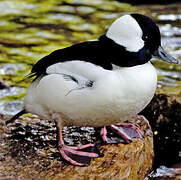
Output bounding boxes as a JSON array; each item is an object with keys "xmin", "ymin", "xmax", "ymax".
[
  {"xmin": 56, "ymin": 122, "xmax": 101, "ymax": 166},
  {"xmin": 59, "ymin": 143, "xmax": 100, "ymax": 166},
  {"xmin": 100, "ymin": 126, "xmax": 109, "ymax": 142},
  {"xmin": 101, "ymin": 123, "xmax": 144, "ymax": 144}
]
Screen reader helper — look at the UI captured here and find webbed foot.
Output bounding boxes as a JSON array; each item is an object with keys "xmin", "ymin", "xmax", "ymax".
[
  {"xmin": 101, "ymin": 123, "xmax": 144, "ymax": 144},
  {"xmin": 59, "ymin": 143, "xmax": 100, "ymax": 166}
]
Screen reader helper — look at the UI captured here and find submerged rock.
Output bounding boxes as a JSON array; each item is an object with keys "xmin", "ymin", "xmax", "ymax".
[{"xmin": 0, "ymin": 115, "xmax": 153, "ymax": 180}]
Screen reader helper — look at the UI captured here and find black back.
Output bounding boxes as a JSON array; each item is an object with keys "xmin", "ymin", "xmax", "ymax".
[{"xmin": 31, "ymin": 35, "xmax": 152, "ymax": 77}]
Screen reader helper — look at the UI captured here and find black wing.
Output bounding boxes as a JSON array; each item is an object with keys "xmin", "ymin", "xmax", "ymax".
[
  {"xmin": 31, "ymin": 36, "xmax": 114, "ymax": 78},
  {"xmin": 29, "ymin": 34, "xmax": 145, "ymax": 79}
]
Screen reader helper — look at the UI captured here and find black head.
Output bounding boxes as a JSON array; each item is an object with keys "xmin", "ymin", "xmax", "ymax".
[
  {"xmin": 131, "ymin": 13, "xmax": 160, "ymax": 55},
  {"xmin": 106, "ymin": 13, "xmax": 178, "ymax": 64}
]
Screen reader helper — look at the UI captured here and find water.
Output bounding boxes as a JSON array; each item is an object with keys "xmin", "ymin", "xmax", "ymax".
[
  {"xmin": 0, "ymin": 1, "xmax": 180, "ymax": 115},
  {"xmin": 151, "ymin": 4, "xmax": 181, "ymax": 87},
  {"xmin": 0, "ymin": 0, "xmax": 135, "ymax": 115},
  {"xmin": 146, "ymin": 166, "xmax": 181, "ymax": 179}
]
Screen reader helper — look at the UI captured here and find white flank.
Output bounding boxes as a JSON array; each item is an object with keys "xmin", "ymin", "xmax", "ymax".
[{"xmin": 24, "ymin": 61, "xmax": 157, "ymax": 127}]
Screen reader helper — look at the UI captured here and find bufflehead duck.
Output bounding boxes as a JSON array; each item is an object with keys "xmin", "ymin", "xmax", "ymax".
[{"xmin": 7, "ymin": 13, "xmax": 178, "ymax": 166}]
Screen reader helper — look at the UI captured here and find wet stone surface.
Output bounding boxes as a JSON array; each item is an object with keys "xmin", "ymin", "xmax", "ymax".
[
  {"xmin": 0, "ymin": 115, "xmax": 153, "ymax": 180},
  {"xmin": 2, "ymin": 116, "xmax": 97, "ymax": 162},
  {"xmin": 0, "ymin": 116, "xmax": 96, "ymax": 178}
]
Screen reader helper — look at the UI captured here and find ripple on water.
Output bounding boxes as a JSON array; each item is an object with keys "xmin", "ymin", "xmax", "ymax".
[
  {"xmin": 0, "ymin": 64, "xmax": 26, "ymax": 75},
  {"xmin": 160, "ymin": 24, "xmax": 181, "ymax": 37},
  {"xmin": 0, "ymin": 2, "xmax": 22, "ymax": 15},
  {"xmin": 156, "ymin": 18, "xmax": 181, "ymax": 87},
  {"xmin": 158, "ymin": 14, "xmax": 181, "ymax": 21},
  {"xmin": 161, "ymin": 37, "xmax": 181, "ymax": 61},
  {"xmin": 147, "ymin": 166, "xmax": 181, "ymax": 179},
  {"xmin": 48, "ymin": 13, "xmax": 83, "ymax": 22},
  {"xmin": 76, "ymin": 6, "xmax": 95, "ymax": 14},
  {"xmin": 0, "ymin": 87, "xmax": 24, "ymax": 98},
  {"xmin": 0, "ymin": 100, "xmax": 23, "ymax": 115}
]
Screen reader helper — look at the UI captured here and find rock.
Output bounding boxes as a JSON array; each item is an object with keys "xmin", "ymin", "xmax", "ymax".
[
  {"xmin": 141, "ymin": 87, "xmax": 181, "ymax": 168},
  {"xmin": 0, "ymin": 115, "xmax": 153, "ymax": 180}
]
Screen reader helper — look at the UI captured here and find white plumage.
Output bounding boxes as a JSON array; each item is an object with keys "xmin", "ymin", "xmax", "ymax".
[
  {"xmin": 106, "ymin": 14, "xmax": 144, "ymax": 52},
  {"xmin": 24, "ymin": 61, "xmax": 157, "ymax": 127}
]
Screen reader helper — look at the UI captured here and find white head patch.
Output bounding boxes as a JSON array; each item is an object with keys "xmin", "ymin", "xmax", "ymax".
[{"xmin": 106, "ymin": 14, "xmax": 144, "ymax": 52}]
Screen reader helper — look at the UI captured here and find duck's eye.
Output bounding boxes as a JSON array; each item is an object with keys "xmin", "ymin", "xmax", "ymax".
[{"xmin": 143, "ymin": 35, "xmax": 148, "ymax": 41}]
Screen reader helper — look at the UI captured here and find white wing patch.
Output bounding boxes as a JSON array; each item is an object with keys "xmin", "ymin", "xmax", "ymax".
[
  {"xmin": 46, "ymin": 61, "xmax": 100, "ymax": 95},
  {"xmin": 46, "ymin": 60, "xmax": 107, "ymax": 80}
]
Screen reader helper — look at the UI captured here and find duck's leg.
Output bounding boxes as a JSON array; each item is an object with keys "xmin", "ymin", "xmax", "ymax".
[
  {"xmin": 101, "ymin": 123, "xmax": 144, "ymax": 144},
  {"xmin": 56, "ymin": 122, "xmax": 100, "ymax": 166}
]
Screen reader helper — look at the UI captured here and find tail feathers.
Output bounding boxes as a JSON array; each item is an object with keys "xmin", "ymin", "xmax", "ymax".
[
  {"xmin": 16, "ymin": 73, "xmax": 36, "ymax": 84},
  {"xmin": 6, "ymin": 109, "xmax": 26, "ymax": 125}
]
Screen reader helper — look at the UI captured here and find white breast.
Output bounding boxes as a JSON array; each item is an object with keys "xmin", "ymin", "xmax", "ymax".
[
  {"xmin": 24, "ymin": 61, "xmax": 157, "ymax": 127},
  {"xmin": 112, "ymin": 62, "xmax": 157, "ymax": 118}
]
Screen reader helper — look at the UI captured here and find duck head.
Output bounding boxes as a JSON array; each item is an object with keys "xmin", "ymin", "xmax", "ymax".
[{"xmin": 106, "ymin": 13, "xmax": 178, "ymax": 65}]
